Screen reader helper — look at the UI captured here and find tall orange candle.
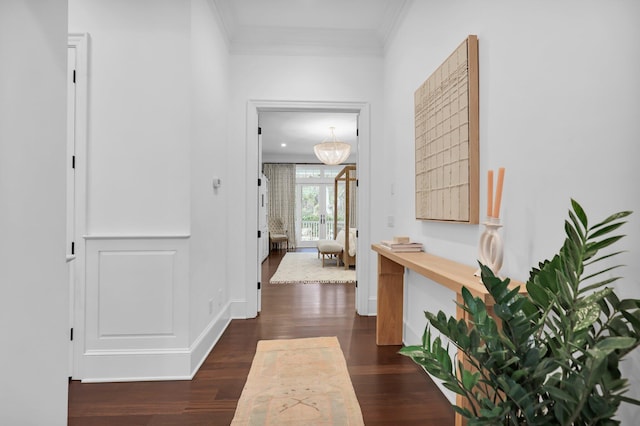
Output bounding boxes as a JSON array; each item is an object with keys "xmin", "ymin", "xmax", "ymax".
[
  {"xmin": 493, "ymin": 167, "xmax": 505, "ymax": 219},
  {"xmin": 487, "ymin": 170, "xmax": 494, "ymax": 217}
]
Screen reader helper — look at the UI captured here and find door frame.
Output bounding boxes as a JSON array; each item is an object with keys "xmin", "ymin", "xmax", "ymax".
[
  {"xmin": 68, "ymin": 33, "xmax": 89, "ymax": 379},
  {"xmin": 245, "ymin": 100, "xmax": 371, "ymax": 317}
]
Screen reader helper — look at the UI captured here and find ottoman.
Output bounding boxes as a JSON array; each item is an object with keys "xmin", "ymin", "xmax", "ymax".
[{"xmin": 316, "ymin": 240, "xmax": 343, "ymax": 267}]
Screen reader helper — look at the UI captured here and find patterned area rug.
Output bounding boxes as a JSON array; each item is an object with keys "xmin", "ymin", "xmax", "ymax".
[
  {"xmin": 231, "ymin": 336, "xmax": 364, "ymax": 426},
  {"xmin": 269, "ymin": 252, "xmax": 356, "ymax": 284}
]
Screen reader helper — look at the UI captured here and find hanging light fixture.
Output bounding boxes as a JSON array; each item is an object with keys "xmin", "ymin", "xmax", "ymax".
[{"xmin": 313, "ymin": 127, "xmax": 351, "ymax": 165}]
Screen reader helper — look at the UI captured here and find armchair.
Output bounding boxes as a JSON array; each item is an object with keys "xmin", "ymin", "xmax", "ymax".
[{"xmin": 268, "ymin": 217, "xmax": 289, "ymax": 251}]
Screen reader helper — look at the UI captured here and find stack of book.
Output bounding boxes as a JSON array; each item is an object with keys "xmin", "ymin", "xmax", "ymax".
[{"xmin": 380, "ymin": 239, "xmax": 424, "ymax": 253}]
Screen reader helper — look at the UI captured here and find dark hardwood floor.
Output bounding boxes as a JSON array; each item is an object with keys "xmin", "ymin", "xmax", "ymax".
[{"xmin": 68, "ymin": 248, "xmax": 454, "ymax": 425}]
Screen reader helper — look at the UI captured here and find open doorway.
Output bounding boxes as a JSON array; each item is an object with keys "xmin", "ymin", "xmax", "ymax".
[
  {"xmin": 244, "ymin": 100, "xmax": 371, "ymax": 319},
  {"xmin": 260, "ymin": 111, "xmax": 357, "ymax": 250},
  {"xmin": 260, "ymin": 113, "xmax": 357, "ymax": 246}
]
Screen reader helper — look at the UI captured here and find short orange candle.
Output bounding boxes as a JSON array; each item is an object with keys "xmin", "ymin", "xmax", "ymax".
[
  {"xmin": 487, "ymin": 170, "xmax": 494, "ymax": 217},
  {"xmin": 493, "ymin": 167, "xmax": 505, "ymax": 218}
]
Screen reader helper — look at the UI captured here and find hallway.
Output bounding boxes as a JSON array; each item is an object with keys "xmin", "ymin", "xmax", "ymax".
[{"xmin": 68, "ymin": 249, "xmax": 454, "ymax": 425}]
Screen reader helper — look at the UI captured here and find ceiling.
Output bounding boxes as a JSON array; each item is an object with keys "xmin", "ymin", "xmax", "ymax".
[
  {"xmin": 260, "ymin": 111, "xmax": 358, "ymax": 163},
  {"xmin": 211, "ymin": 0, "xmax": 410, "ymax": 56},
  {"xmin": 211, "ymin": 0, "xmax": 410, "ymax": 163}
]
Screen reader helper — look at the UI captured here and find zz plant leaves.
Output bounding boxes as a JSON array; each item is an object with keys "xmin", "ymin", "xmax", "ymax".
[{"xmin": 400, "ymin": 200, "xmax": 639, "ymax": 425}]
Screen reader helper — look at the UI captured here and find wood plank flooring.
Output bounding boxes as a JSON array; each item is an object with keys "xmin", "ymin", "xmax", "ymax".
[{"xmin": 68, "ymin": 248, "xmax": 454, "ymax": 425}]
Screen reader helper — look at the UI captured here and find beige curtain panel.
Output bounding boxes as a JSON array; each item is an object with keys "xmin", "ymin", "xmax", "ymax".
[{"xmin": 263, "ymin": 163, "xmax": 297, "ymax": 249}]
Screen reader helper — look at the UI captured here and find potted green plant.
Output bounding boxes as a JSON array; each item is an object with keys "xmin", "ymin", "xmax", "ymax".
[{"xmin": 400, "ymin": 200, "xmax": 640, "ymax": 425}]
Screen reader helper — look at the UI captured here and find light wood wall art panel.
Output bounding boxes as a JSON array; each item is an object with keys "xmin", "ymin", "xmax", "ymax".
[{"xmin": 415, "ymin": 35, "xmax": 479, "ymax": 223}]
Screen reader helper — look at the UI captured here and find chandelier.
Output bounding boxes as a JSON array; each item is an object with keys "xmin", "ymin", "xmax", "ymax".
[{"xmin": 313, "ymin": 127, "xmax": 351, "ymax": 165}]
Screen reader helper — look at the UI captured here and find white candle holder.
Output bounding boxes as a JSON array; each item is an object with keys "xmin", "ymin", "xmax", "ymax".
[{"xmin": 477, "ymin": 217, "xmax": 504, "ymax": 277}]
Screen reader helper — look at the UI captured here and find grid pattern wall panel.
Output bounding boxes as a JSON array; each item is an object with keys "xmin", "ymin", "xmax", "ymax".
[{"xmin": 415, "ymin": 35, "xmax": 479, "ymax": 223}]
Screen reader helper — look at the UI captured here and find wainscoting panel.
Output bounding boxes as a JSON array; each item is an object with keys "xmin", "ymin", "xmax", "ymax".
[
  {"xmin": 82, "ymin": 235, "xmax": 192, "ymax": 381},
  {"xmin": 98, "ymin": 250, "xmax": 176, "ymax": 338}
]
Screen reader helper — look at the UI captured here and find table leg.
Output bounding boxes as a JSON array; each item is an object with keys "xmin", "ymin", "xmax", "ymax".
[{"xmin": 376, "ymin": 254, "xmax": 405, "ymax": 345}]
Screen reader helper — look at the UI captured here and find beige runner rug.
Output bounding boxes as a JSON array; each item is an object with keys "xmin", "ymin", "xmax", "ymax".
[{"xmin": 231, "ymin": 336, "xmax": 364, "ymax": 425}]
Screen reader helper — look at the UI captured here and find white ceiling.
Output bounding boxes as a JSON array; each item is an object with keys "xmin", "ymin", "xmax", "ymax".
[
  {"xmin": 260, "ymin": 111, "xmax": 358, "ymax": 163},
  {"xmin": 211, "ymin": 0, "xmax": 409, "ymax": 162}
]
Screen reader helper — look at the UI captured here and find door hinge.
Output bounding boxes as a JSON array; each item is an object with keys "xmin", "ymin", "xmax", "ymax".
[
  {"xmin": 71, "ymin": 242, "xmax": 75, "ymax": 255},
  {"xmin": 356, "ymin": 179, "xmax": 359, "ymax": 187},
  {"xmin": 355, "ymin": 280, "xmax": 358, "ymax": 288},
  {"xmin": 70, "ymin": 328, "xmax": 74, "ymax": 341},
  {"xmin": 356, "ymin": 230, "xmax": 359, "ymax": 238},
  {"xmin": 258, "ymin": 281, "xmax": 261, "ymax": 290},
  {"xmin": 258, "ymin": 127, "xmax": 262, "ymax": 135},
  {"xmin": 73, "ymin": 70, "xmax": 76, "ymax": 84},
  {"xmin": 258, "ymin": 178, "xmax": 262, "ymax": 186},
  {"xmin": 356, "ymin": 128, "xmax": 359, "ymax": 137},
  {"xmin": 258, "ymin": 230, "xmax": 262, "ymax": 238},
  {"xmin": 72, "ymin": 155, "xmax": 76, "ymax": 169}
]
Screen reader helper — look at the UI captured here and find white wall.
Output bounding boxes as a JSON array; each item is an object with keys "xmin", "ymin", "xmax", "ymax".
[
  {"xmin": 69, "ymin": 0, "xmax": 191, "ymax": 235},
  {"xmin": 0, "ymin": 1, "xmax": 69, "ymax": 424},
  {"xmin": 228, "ymin": 54, "xmax": 385, "ymax": 316},
  {"xmin": 383, "ymin": 0, "xmax": 640, "ymax": 420},
  {"xmin": 69, "ymin": 0, "xmax": 232, "ymax": 381},
  {"xmin": 188, "ymin": 0, "xmax": 231, "ymax": 370}
]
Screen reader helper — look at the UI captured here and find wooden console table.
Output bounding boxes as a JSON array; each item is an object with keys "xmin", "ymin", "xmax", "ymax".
[
  {"xmin": 372, "ymin": 243, "xmax": 526, "ymax": 426},
  {"xmin": 372, "ymin": 243, "xmax": 525, "ymax": 345}
]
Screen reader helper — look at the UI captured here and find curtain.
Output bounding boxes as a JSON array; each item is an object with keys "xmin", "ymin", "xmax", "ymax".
[
  {"xmin": 263, "ymin": 163, "xmax": 297, "ymax": 249},
  {"xmin": 349, "ymin": 179, "xmax": 357, "ymax": 229}
]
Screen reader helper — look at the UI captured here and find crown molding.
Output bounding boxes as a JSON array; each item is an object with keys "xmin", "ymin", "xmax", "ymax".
[{"xmin": 379, "ymin": 0, "xmax": 412, "ymax": 48}]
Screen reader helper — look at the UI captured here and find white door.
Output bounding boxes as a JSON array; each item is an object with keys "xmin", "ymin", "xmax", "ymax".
[
  {"xmin": 67, "ymin": 33, "xmax": 89, "ymax": 379},
  {"xmin": 297, "ymin": 183, "xmax": 334, "ymax": 247},
  {"xmin": 257, "ymin": 125, "xmax": 263, "ymax": 312},
  {"xmin": 66, "ymin": 45, "xmax": 77, "ymax": 378}
]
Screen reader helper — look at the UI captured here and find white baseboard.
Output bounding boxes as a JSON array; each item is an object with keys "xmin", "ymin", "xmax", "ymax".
[
  {"xmin": 81, "ymin": 303, "xmax": 233, "ymax": 382},
  {"xmin": 189, "ymin": 302, "xmax": 232, "ymax": 375},
  {"xmin": 81, "ymin": 349, "xmax": 192, "ymax": 382},
  {"xmin": 367, "ymin": 297, "xmax": 377, "ymax": 315},
  {"xmin": 403, "ymin": 320, "xmax": 422, "ymax": 345},
  {"xmin": 230, "ymin": 299, "xmax": 248, "ymax": 318}
]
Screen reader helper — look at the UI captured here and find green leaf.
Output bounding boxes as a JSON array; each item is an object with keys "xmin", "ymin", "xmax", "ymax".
[
  {"xmin": 442, "ymin": 380, "xmax": 465, "ymax": 395},
  {"xmin": 462, "ymin": 369, "xmax": 480, "ymax": 391},
  {"xmin": 565, "ymin": 220, "xmax": 584, "ymax": 247},
  {"xmin": 581, "ymin": 265, "xmax": 625, "ymax": 282},
  {"xmin": 619, "ymin": 312, "xmax": 640, "ymax": 335},
  {"xmin": 421, "ymin": 323, "xmax": 430, "ymax": 350},
  {"xmin": 608, "ymin": 317, "xmax": 631, "ymax": 337},
  {"xmin": 568, "ymin": 210, "xmax": 586, "ymax": 240},
  {"xmin": 587, "ymin": 234, "xmax": 626, "ymax": 251},
  {"xmin": 589, "ymin": 210, "xmax": 632, "ymax": 232},
  {"xmin": 594, "ymin": 336, "xmax": 636, "ymax": 352},
  {"xmin": 398, "ymin": 345, "xmax": 425, "ymax": 356},
  {"xmin": 618, "ymin": 395, "xmax": 640, "ymax": 406},
  {"xmin": 526, "ymin": 280, "xmax": 550, "ymax": 307},
  {"xmin": 617, "ymin": 299, "xmax": 640, "ymax": 310},
  {"xmin": 579, "ymin": 277, "xmax": 622, "ymax": 294},
  {"xmin": 574, "ymin": 300, "xmax": 602, "ymax": 332},
  {"xmin": 452, "ymin": 405, "xmax": 474, "ymax": 419},
  {"xmin": 571, "ymin": 199, "xmax": 588, "ymax": 228},
  {"xmin": 461, "ymin": 286, "xmax": 478, "ymax": 315},
  {"xmin": 589, "ymin": 221, "xmax": 627, "ymax": 239},
  {"xmin": 584, "ymin": 250, "xmax": 627, "ymax": 267}
]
